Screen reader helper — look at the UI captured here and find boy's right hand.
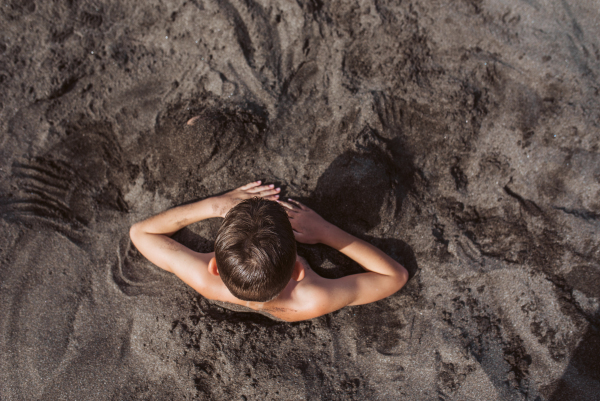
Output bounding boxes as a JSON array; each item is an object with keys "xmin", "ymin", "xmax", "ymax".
[
  {"xmin": 214, "ymin": 181, "xmax": 280, "ymax": 218},
  {"xmin": 279, "ymin": 199, "xmax": 332, "ymax": 244}
]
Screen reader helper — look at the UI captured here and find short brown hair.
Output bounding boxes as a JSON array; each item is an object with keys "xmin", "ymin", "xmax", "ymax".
[{"xmin": 215, "ymin": 197, "xmax": 297, "ymax": 302}]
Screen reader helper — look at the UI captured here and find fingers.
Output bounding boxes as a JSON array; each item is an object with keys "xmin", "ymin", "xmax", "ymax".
[
  {"xmin": 247, "ymin": 184, "xmax": 276, "ymax": 193},
  {"xmin": 286, "ymin": 198, "xmax": 307, "ymax": 210},
  {"xmin": 259, "ymin": 188, "xmax": 280, "ymax": 198},
  {"xmin": 277, "ymin": 200, "xmax": 296, "ymax": 211},
  {"xmin": 240, "ymin": 181, "xmax": 262, "ymax": 190},
  {"xmin": 279, "ymin": 202, "xmax": 298, "ymax": 220},
  {"xmin": 278, "ymin": 201, "xmax": 299, "ymax": 222},
  {"xmin": 238, "ymin": 181, "xmax": 282, "ymax": 201}
]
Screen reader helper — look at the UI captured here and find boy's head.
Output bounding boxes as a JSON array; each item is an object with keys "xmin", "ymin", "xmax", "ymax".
[{"xmin": 215, "ymin": 197, "xmax": 297, "ymax": 302}]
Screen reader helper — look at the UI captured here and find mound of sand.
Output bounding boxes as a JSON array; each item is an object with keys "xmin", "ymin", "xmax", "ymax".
[{"xmin": 1, "ymin": 0, "xmax": 598, "ymax": 399}]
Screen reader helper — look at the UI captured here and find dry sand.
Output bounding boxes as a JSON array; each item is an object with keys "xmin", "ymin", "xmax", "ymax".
[{"xmin": 1, "ymin": 0, "xmax": 599, "ymax": 399}]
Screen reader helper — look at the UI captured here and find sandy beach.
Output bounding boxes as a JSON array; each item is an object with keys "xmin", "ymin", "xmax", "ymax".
[{"xmin": 1, "ymin": 0, "xmax": 599, "ymax": 399}]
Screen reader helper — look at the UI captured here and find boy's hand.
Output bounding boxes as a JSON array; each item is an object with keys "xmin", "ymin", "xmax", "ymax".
[
  {"xmin": 214, "ymin": 181, "xmax": 280, "ymax": 218},
  {"xmin": 279, "ymin": 199, "xmax": 332, "ymax": 244}
]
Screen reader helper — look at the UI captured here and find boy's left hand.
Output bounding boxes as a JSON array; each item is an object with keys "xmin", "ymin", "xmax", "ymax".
[
  {"xmin": 214, "ymin": 181, "xmax": 280, "ymax": 218},
  {"xmin": 278, "ymin": 199, "xmax": 332, "ymax": 244}
]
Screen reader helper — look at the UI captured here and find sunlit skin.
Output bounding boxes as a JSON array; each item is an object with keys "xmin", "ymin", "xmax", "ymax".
[{"xmin": 129, "ymin": 181, "xmax": 409, "ymax": 322}]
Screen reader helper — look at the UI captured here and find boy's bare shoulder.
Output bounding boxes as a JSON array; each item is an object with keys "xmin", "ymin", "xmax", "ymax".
[
  {"xmin": 215, "ymin": 257, "xmax": 358, "ymax": 322},
  {"xmin": 265, "ymin": 264, "xmax": 346, "ymax": 322}
]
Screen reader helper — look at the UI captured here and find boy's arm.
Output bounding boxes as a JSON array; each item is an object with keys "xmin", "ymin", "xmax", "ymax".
[
  {"xmin": 317, "ymin": 224, "xmax": 409, "ymax": 306},
  {"xmin": 280, "ymin": 199, "xmax": 409, "ymax": 313},
  {"xmin": 129, "ymin": 181, "xmax": 280, "ymax": 297}
]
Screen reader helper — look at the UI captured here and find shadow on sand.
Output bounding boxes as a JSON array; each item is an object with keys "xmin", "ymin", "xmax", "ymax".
[
  {"xmin": 295, "ymin": 141, "xmax": 419, "ymax": 281},
  {"xmin": 548, "ymin": 309, "xmax": 600, "ymax": 400}
]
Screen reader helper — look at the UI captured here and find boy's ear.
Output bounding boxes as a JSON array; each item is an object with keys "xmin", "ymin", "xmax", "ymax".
[
  {"xmin": 292, "ymin": 260, "xmax": 305, "ymax": 282},
  {"xmin": 208, "ymin": 257, "xmax": 220, "ymax": 276}
]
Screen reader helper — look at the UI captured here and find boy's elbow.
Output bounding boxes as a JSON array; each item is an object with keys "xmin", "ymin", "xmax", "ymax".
[
  {"xmin": 394, "ymin": 264, "xmax": 409, "ymax": 289},
  {"xmin": 129, "ymin": 223, "xmax": 142, "ymax": 243}
]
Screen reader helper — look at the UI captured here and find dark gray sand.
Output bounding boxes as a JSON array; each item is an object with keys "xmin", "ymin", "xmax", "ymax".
[{"xmin": 1, "ymin": 0, "xmax": 599, "ymax": 399}]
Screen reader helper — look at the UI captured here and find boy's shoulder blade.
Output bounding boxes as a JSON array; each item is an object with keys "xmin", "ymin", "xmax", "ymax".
[{"xmin": 269, "ymin": 273, "xmax": 335, "ymax": 322}]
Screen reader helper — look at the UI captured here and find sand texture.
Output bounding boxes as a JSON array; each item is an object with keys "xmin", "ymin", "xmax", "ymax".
[{"xmin": 1, "ymin": 0, "xmax": 599, "ymax": 399}]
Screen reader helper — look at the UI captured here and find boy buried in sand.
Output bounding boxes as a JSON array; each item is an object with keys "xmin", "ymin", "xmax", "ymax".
[{"xmin": 130, "ymin": 181, "xmax": 408, "ymax": 322}]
